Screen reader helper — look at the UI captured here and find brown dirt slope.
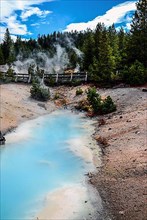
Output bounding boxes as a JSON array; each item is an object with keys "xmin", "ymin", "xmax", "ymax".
[
  {"xmin": 0, "ymin": 84, "xmax": 56, "ymax": 133},
  {"xmin": 90, "ymin": 87, "xmax": 147, "ymax": 220}
]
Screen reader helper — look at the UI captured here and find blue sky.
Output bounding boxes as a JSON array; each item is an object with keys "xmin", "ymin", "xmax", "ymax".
[{"xmin": 0, "ymin": 0, "xmax": 137, "ymax": 41}]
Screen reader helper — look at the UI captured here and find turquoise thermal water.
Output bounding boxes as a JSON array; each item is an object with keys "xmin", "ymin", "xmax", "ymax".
[{"xmin": 0, "ymin": 110, "xmax": 93, "ymax": 219}]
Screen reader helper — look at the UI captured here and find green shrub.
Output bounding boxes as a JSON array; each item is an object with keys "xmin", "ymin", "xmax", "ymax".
[
  {"xmin": 0, "ymin": 72, "xmax": 5, "ymax": 81},
  {"xmin": 87, "ymin": 87, "xmax": 102, "ymax": 113},
  {"xmin": 76, "ymin": 88, "xmax": 83, "ymax": 95},
  {"xmin": 86, "ymin": 87, "xmax": 116, "ymax": 114},
  {"xmin": 7, "ymin": 67, "xmax": 14, "ymax": 77},
  {"xmin": 44, "ymin": 76, "xmax": 56, "ymax": 86},
  {"xmin": 71, "ymin": 79, "xmax": 81, "ymax": 86},
  {"xmin": 30, "ymin": 82, "xmax": 50, "ymax": 101},
  {"xmin": 101, "ymin": 96, "xmax": 116, "ymax": 114},
  {"xmin": 5, "ymin": 66, "xmax": 15, "ymax": 82}
]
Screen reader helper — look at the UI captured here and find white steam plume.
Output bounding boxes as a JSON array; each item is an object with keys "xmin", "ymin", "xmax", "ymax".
[
  {"xmin": 11, "ymin": 44, "xmax": 69, "ymax": 74},
  {"xmin": 65, "ymin": 37, "xmax": 83, "ymax": 59},
  {"xmin": 0, "ymin": 40, "xmax": 84, "ymax": 74}
]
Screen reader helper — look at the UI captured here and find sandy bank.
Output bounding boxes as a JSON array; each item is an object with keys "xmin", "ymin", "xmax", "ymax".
[
  {"xmin": 0, "ymin": 84, "xmax": 56, "ymax": 134},
  {"xmin": 37, "ymin": 184, "xmax": 102, "ymax": 220},
  {"xmin": 89, "ymin": 86, "xmax": 147, "ymax": 220},
  {"xmin": 65, "ymin": 119, "xmax": 101, "ymax": 167}
]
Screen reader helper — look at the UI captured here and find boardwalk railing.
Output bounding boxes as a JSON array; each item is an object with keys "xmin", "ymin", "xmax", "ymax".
[{"xmin": 0, "ymin": 72, "xmax": 87, "ymax": 83}]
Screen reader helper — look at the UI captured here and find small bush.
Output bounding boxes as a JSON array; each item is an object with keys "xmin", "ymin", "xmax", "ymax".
[
  {"xmin": 7, "ymin": 67, "xmax": 14, "ymax": 77},
  {"xmin": 101, "ymin": 96, "xmax": 116, "ymax": 114},
  {"xmin": 30, "ymin": 82, "xmax": 50, "ymax": 101},
  {"xmin": 0, "ymin": 72, "xmax": 3, "ymax": 80},
  {"xmin": 87, "ymin": 87, "xmax": 102, "ymax": 113},
  {"xmin": 0, "ymin": 72, "xmax": 7, "ymax": 83},
  {"xmin": 44, "ymin": 76, "xmax": 56, "ymax": 86},
  {"xmin": 71, "ymin": 79, "xmax": 81, "ymax": 86},
  {"xmin": 76, "ymin": 88, "xmax": 83, "ymax": 96},
  {"xmin": 86, "ymin": 87, "xmax": 116, "ymax": 115},
  {"xmin": 5, "ymin": 66, "xmax": 15, "ymax": 82}
]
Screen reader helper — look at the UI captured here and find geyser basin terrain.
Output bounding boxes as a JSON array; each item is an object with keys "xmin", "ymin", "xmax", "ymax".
[{"xmin": 0, "ymin": 110, "xmax": 102, "ymax": 220}]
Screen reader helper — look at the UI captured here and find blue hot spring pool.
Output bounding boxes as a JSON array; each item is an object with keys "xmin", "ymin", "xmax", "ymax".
[{"xmin": 0, "ymin": 110, "xmax": 94, "ymax": 219}]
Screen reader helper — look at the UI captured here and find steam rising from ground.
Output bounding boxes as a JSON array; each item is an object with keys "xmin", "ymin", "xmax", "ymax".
[
  {"xmin": 13, "ymin": 44, "xmax": 69, "ymax": 74},
  {"xmin": 65, "ymin": 37, "xmax": 83, "ymax": 59},
  {"xmin": 0, "ymin": 41, "xmax": 83, "ymax": 74}
]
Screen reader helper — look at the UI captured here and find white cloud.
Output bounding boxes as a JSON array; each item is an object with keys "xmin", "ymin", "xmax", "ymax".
[
  {"xmin": 0, "ymin": 0, "xmax": 53, "ymax": 42},
  {"xmin": 21, "ymin": 7, "xmax": 52, "ymax": 21},
  {"xmin": 64, "ymin": 1, "xmax": 137, "ymax": 32},
  {"xmin": 1, "ymin": 0, "xmax": 53, "ymax": 21},
  {"xmin": 30, "ymin": 21, "xmax": 50, "ymax": 27},
  {"xmin": 41, "ymin": 21, "xmax": 50, "ymax": 25},
  {"xmin": 2, "ymin": 15, "xmax": 29, "ymax": 35},
  {"xmin": 30, "ymin": 23, "xmax": 40, "ymax": 27}
]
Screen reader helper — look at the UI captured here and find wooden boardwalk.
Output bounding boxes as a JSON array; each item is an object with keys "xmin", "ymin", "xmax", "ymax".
[{"xmin": 0, "ymin": 72, "xmax": 88, "ymax": 83}]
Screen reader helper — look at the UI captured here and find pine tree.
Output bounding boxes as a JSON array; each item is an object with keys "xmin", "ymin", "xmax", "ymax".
[
  {"xmin": 82, "ymin": 31, "xmax": 95, "ymax": 70},
  {"xmin": 14, "ymin": 36, "xmax": 22, "ymax": 56},
  {"xmin": 108, "ymin": 24, "xmax": 120, "ymax": 70},
  {"xmin": 88, "ymin": 57, "xmax": 100, "ymax": 81},
  {"xmin": 2, "ymin": 28, "xmax": 15, "ymax": 64},
  {"xmin": 88, "ymin": 23, "xmax": 116, "ymax": 83},
  {"xmin": 0, "ymin": 46, "xmax": 4, "ymax": 65},
  {"xmin": 129, "ymin": 0, "xmax": 147, "ymax": 67},
  {"xmin": 95, "ymin": 28, "xmax": 115, "ymax": 83},
  {"xmin": 118, "ymin": 27, "xmax": 128, "ymax": 69},
  {"xmin": 94, "ymin": 23, "xmax": 104, "ymax": 61}
]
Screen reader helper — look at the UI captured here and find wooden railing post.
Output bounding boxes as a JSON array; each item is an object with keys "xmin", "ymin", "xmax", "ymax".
[
  {"xmin": 15, "ymin": 74, "xmax": 18, "ymax": 82},
  {"xmin": 42, "ymin": 73, "xmax": 45, "ymax": 84},
  {"xmin": 85, "ymin": 72, "xmax": 88, "ymax": 81},
  {"xmin": 28, "ymin": 74, "xmax": 31, "ymax": 83},
  {"xmin": 56, "ymin": 73, "xmax": 58, "ymax": 83},
  {"xmin": 70, "ymin": 72, "xmax": 73, "ymax": 81}
]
